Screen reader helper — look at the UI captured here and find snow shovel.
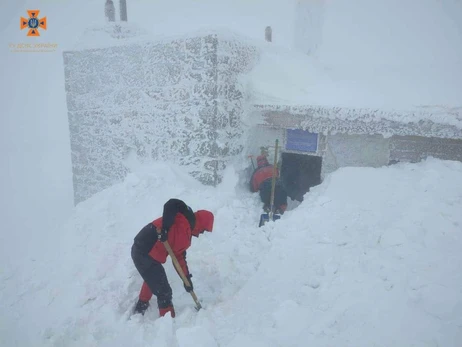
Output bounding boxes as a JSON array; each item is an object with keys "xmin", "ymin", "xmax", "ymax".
[
  {"xmin": 157, "ymin": 230, "xmax": 202, "ymax": 311},
  {"xmin": 248, "ymin": 155, "xmax": 255, "ymax": 170},
  {"xmin": 259, "ymin": 139, "xmax": 282, "ymax": 227}
]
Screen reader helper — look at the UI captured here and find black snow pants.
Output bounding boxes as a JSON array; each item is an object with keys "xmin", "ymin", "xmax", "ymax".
[
  {"xmin": 259, "ymin": 179, "xmax": 288, "ymax": 210},
  {"xmin": 131, "ymin": 242, "xmax": 173, "ymax": 308}
]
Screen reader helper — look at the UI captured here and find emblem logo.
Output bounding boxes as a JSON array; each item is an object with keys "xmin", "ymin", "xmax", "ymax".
[{"xmin": 20, "ymin": 10, "xmax": 47, "ymax": 37}]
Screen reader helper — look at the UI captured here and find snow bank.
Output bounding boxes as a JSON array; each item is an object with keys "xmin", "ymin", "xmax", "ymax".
[{"xmin": 1, "ymin": 158, "xmax": 461, "ymax": 346}]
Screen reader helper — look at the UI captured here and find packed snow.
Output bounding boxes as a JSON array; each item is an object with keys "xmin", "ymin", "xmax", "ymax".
[{"xmin": 1, "ymin": 158, "xmax": 461, "ymax": 346}]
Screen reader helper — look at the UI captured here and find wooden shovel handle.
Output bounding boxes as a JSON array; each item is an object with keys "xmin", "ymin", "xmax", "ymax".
[{"xmin": 157, "ymin": 229, "xmax": 202, "ymax": 310}]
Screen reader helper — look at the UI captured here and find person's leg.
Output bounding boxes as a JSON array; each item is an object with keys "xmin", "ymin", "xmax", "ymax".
[
  {"xmin": 131, "ymin": 244, "xmax": 173, "ymax": 316},
  {"xmin": 139, "ymin": 282, "xmax": 153, "ymax": 302},
  {"xmin": 132, "ymin": 244, "xmax": 153, "ymax": 314},
  {"xmin": 274, "ymin": 182, "xmax": 288, "ymax": 214},
  {"xmin": 259, "ymin": 180, "xmax": 272, "ymax": 211},
  {"xmin": 141, "ymin": 261, "xmax": 175, "ymax": 317}
]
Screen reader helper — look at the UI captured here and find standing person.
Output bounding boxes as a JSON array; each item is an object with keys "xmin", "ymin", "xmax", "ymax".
[
  {"xmin": 250, "ymin": 155, "xmax": 288, "ymax": 214},
  {"xmin": 131, "ymin": 198, "xmax": 214, "ymax": 317}
]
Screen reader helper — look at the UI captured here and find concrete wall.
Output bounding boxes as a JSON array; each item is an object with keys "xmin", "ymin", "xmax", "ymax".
[
  {"xmin": 390, "ymin": 135, "xmax": 462, "ymax": 163},
  {"xmin": 64, "ymin": 33, "xmax": 257, "ymax": 203},
  {"xmin": 322, "ymin": 134, "xmax": 390, "ymax": 177}
]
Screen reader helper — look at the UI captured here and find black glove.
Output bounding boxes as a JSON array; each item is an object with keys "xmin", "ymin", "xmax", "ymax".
[
  {"xmin": 158, "ymin": 228, "xmax": 168, "ymax": 242},
  {"xmin": 184, "ymin": 274, "xmax": 193, "ymax": 293}
]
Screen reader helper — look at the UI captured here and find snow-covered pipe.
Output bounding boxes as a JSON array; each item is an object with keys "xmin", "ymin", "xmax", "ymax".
[
  {"xmin": 120, "ymin": 0, "xmax": 127, "ymax": 21},
  {"xmin": 265, "ymin": 26, "xmax": 272, "ymax": 42},
  {"xmin": 104, "ymin": 0, "xmax": 115, "ymax": 22}
]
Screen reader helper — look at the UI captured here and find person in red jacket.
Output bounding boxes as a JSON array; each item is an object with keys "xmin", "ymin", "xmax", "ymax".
[
  {"xmin": 250, "ymin": 155, "xmax": 288, "ymax": 214},
  {"xmin": 131, "ymin": 198, "xmax": 214, "ymax": 317}
]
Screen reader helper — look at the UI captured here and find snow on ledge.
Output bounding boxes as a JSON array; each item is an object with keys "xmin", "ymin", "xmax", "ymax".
[
  {"xmin": 71, "ymin": 24, "xmax": 265, "ymax": 52},
  {"xmin": 254, "ymin": 104, "xmax": 462, "ymax": 139}
]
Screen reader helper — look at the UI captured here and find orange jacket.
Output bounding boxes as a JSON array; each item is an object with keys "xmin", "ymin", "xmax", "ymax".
[{"xmin": 250, "ymin": 165, "xmax": 279, "ymax": 192}]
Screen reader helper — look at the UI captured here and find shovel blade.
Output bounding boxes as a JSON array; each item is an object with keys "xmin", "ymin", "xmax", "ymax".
[
  {"xmin": 259, "ymin": 213, "xmax": 281, "ymax": 227},
  {"xmin": 259, "ymin": 213, "xmax": 270, "ymax": 227}
]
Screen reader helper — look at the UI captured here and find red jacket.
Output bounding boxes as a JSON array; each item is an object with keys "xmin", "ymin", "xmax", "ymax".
[
  {"xmin": 250, "ymin": 165, "xmax": 279, "ymax": 192},
  {"xmin": 148, "ymin": 209, "xmax": 214, "ymax": 276},
  {"xmin": 149, "ymin": 214, "xmax": 192, "ymax": 275}
]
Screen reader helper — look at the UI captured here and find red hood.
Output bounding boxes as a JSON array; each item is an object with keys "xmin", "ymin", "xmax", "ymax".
[{"xmin": 192, "ymin": 210, "xmax": 214, "ymax": 237}]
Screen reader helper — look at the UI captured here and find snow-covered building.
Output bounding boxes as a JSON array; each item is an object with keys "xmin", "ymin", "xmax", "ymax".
[
  {"xmin": 63, "ymin": 27, "xmax": 257, "ymax": 203},
  {"xmin": 63, "ymin": 25, "xmax": 462, "ymax": 204},
  {"xmin": 249, "ymin": 105, "xmax": 462, "ymax": 202}
]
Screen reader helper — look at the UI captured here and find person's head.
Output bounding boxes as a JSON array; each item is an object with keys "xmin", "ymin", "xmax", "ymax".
[
  {"xmin": 256, "ymin": 155, "xmax": 269, "ymax": 168},
  {"xmin": 192, "ymin": 210, "xmax": 214, "ymax": 237}
]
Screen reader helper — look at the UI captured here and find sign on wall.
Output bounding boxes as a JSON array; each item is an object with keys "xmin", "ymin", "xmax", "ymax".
[{"xmin": 286, "ymin": 129, "xmax": 318, "ymax": 152}]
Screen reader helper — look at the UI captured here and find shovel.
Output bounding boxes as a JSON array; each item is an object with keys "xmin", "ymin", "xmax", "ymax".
[
  {"xmin": 157, "ymin": 230, "xmax": 202, "ymax": 311},
  {"xmin": 259, "ymin": 139, "xmax": 282, "ymax": 227}
]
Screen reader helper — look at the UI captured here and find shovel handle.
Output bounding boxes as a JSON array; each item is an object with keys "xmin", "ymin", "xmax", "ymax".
[{"xmin": 157, "ymin": 229, "xmax": 202, "ymax": 310}]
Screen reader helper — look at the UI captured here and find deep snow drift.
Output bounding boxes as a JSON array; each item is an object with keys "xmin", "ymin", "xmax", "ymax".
[{"xmin": 1, "ymin": 158, "xmax": 461, "ymax": 346}]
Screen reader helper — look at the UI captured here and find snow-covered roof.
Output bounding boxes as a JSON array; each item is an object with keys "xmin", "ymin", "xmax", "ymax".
[
  {"xmin": 246, "ymin": 0, "xmax": 462, "ymax": 137},
  {"xmin": 69, "ymin": 22, "xmax": 462, "ymax": 140},
  {"xmin": 253, "ymin": 104, "xmax": 462, "ymax": 139}
]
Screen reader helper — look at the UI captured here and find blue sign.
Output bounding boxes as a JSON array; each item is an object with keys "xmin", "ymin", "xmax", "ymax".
[{"xmin": 286, "ymin": 129, "xmax": 318, "ymax": 152}]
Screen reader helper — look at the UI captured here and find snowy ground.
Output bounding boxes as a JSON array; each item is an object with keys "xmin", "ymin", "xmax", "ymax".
[{"xmin": 1, "ymin": 158, "xmax": 461, "ymax": 347}]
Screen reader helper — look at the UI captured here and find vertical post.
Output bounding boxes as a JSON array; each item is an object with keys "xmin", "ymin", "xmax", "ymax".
[
  {"xmin": 120, "ymin": 0, "xmax": 128, "ymax": 21},
  {"xmin": 213, "ymin": 159, "xmax": 219, "ymax": 187},
  {"xmin": 265, "ymin": 26, "xmax": 272, "ymax": 42},
  {"xmin": 105, "ymin": 0, "xmax": 115, "ymax": 22}
]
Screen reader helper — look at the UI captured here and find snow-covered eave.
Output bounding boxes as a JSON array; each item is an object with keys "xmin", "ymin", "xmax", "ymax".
[
  {"xmin": 253, "ymin": 104, "xmax": 462, "ymax": 140},
  {"xmin": 64, "ymin": 25, "xmax": 262, "ymax": 53}
]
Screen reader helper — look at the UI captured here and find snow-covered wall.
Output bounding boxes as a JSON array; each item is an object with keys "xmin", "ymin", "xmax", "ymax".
[
  {"xmin": 322, "ymin": 134, "xmax": 390, "ymax": 178},
  {"xmin": 64, "ymin": 32, "xmax": 257, "ymax": 204},
  {"xmin": 390, "ymin": 135, "xmax": 462, "ymax": 163},
  {"xmin": 255, "ymin": 106, "xmax": 462, "ymax": 140}
]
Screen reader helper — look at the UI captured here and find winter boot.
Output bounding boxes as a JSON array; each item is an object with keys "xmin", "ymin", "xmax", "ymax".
[
  {"xmin": 158, "ymin": 297, "xmax": 175, "ymax": 318},
  {"xmin": 133, "ymin": 299, "xmax": 150, "ymax": 315},
  {"xmin": 159, "ymin": 306, "xmax": 175, "ymax": 318},
  {"xmin": 275, "ymin": 204, "xmax": 287, "ymax": 215}
]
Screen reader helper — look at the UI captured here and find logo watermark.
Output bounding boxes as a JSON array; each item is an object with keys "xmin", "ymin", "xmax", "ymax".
[
  {"xmin": 20, "ymin": 10, "xmax": 47, "ymax": 36},
  {"xmin": 11, "ymin": 10, "xmax": 57, "ymax": 52},
  {"xmin": 9, "ymin": 42, "xmax": 58, "ymax": 53}
]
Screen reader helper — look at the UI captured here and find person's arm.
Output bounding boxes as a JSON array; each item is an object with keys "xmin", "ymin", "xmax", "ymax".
[
  {"xmin": 249, "ymin": 169, "xmax": 258, "ymax": 192},
  {"xmin": 174, "ymin": 250, "xmax": 193, "ymax": 292},
  {"xmin": 175, "ymin": 250, "xmax": 190, "ymax": 277}
]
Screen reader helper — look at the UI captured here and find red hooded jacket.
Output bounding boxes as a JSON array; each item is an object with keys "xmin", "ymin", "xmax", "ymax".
[
  {"xmin": 148, "ymin": 209, "xmax": 214, "ymax": 276},
  {"xmin": 250, "ymin": 155, "xmax": 279, "ymax": 192}
]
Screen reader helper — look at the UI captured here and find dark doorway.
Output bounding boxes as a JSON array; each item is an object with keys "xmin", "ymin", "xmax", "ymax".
[{"xmin": 281, "ymin": 153, "xmax": 322, "ymax": 202}]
